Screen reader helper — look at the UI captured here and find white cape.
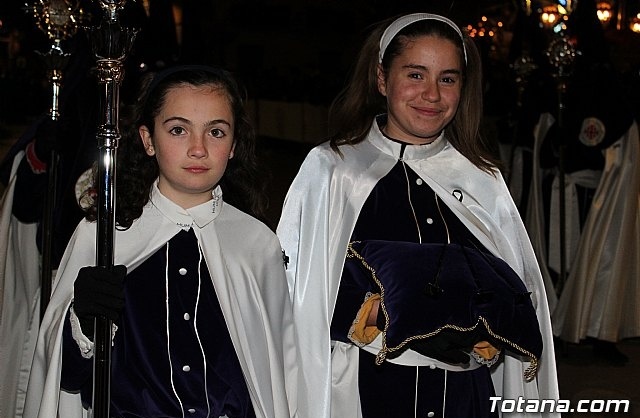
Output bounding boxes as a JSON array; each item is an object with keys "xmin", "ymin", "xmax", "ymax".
[
  {"xmin": 552, "ymin": 121, "xmax": 640, "ymax": 342},
  {"xmin": 23, "ymin": 184, "xmax": 298, "ymax": 418},
  {"xmin": 0, "ymin": 151, "xmax": 41, "ymax": 418},
  {"xmin": 277, "ymin": 122, "xmax": 560, "ymax": 418},
  {"xmin": 524, "ymin": 113, "xmax": 561, "ymax": 312}
]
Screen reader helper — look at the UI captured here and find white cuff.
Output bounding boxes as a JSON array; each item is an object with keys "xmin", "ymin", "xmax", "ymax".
[
  {"xmin": 69, "ymin": 304, "xmax": 118, "ymax": 359},
  {"xmin": 69, "ymin": 305, "xmax": 94, "ymax": 359}
]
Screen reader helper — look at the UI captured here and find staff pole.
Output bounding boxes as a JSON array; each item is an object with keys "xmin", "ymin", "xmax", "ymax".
[
  {"xmin": 87, "ymin": 1, "xmax": 136, "ymax": 416},
  {"xmin": 545, "ymin": 35, "xmax": 576, "ymax": 295},
  {"xmin": 26, "ymin": 0, "xmax": 80, "ymax": 320}
]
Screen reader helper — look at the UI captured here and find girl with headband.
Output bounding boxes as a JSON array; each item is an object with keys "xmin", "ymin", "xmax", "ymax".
[
  {"xmin": 24, "ymin": 66, "xmax": 298, "ymax": 418},
  {"xmin": 278, "ymin": 13, "xmax": 559, "ymax": 418}
]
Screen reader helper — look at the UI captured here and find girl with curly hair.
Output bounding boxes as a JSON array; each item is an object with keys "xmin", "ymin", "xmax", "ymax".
[{"xmin": 24, "ymin": 65, "xmax": 297, "ymax": 418}]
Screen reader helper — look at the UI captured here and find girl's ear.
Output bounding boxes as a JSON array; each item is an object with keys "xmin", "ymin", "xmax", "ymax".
[
  {"xmin": 229, "ymin": 142, "xmax": 236, "ymax": 159},
  {"xmin": 139, "ymin": 126, "xmax": 155, "ymax": 156},
  {"xmin": 376, "ymin": 64, "xmax": 387, "ymax": 97}
]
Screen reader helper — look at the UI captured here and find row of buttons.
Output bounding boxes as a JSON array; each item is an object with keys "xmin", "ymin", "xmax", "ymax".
[
  {"xmin": 414, "ymin": 177, "xmax": 435, "ymax": 225},
  {"xmin": 178, "ymin": 263, "xmax": 195, "ymax": 413}
]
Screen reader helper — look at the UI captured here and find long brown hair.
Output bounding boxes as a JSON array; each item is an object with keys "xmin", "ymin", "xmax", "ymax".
[{"xmin": 328, "ymin": 15, "xmax": 500, "ymax": 173}]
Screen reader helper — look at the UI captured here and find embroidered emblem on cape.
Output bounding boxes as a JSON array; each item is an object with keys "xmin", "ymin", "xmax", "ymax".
[
  {"xmin": 211, "ymin": 187, "xmax": 223, "ymax": 214},
  {"xmin": 579, "ymin": 117, "xmax": 606, "ymax": 147}
]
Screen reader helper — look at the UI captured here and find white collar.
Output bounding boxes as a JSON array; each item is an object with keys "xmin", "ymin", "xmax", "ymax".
[
  {"xmin": 369, "ymin": 117, "xmax": 447, "ymax": 161},
  {"xmin": 150, "ymin": 181, "xmax": 223, "ymax": 230}
]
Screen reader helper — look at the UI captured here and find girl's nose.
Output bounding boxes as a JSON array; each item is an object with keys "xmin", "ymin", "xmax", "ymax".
[
  {"xmin": 421, "ymin": 80, "xmax": 441, "ymax": 102},
  {"xmin": 188, "ymin": 136, "xmax": 207, "ymax": 158}
]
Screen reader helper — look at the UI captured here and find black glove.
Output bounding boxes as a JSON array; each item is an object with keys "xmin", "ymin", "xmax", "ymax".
[
  {"xmin": 33, "ymin": 118, "xmax": 60, "ymax": 161},
  {"xmin": 73, "ymin": 265, "xmax": 127, "ymax": 339},
  {"xmin": 408, "ymin": 329, "xmax": 482, "ymax": 365}
]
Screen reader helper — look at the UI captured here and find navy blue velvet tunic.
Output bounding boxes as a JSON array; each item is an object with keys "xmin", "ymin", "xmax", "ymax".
[
  {"xmin": 61, "ymin": 229, "xmax": 255, "ymax": 418},
  {"xmin": 330, "ymin": 141, "xmax": 498, "ymax": 418}
]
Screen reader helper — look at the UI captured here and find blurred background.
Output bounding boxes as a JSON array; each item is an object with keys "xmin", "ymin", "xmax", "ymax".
[
  {"xmin": 1, "ymin": 1, "xmax": 639, "ymax": 416},
  {"xmin": 1, "ymin": 0, "xmax": 638, "ymax": 142}
]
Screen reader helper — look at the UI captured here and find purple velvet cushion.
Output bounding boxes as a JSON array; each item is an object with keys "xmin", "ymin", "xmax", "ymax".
[{"xmin": 347, "ymin": 240, "xmax": 543, "ymax": 378}]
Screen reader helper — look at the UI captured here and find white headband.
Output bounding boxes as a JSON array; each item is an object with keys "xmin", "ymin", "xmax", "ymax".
[{"xmin": 378, "ymin": 13, "xmax": 467, "ymax": 64}]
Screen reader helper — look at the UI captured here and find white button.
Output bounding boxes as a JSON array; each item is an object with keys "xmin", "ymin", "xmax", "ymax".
[
  {"xmin": 187, "ymin": 409, "xmax": 196, "ymax": 414},
  {"xmin": 182, "ymin": 365, "xmax": 191, "ymax": 372},
  {"xmin": 427, "ymin": 412, "xmax": 435, "ymax": 417},
  {"xmin": 416, "ymin": 178, "xmax": 423, "ymax": 185},
  {"xmin": 426, "ymin": 218, "xmax": 434, "ymax": 224},
  {"xmin": 183, "ymin": 313, "xmax": 190, "ymax": 321},
  {"xmin": 429, "ymin": 364, "xmax": 436, "ymax": 369},
  {"xmin": 179, "ymin": 268, "xmax": 187, "ymax": 275}
]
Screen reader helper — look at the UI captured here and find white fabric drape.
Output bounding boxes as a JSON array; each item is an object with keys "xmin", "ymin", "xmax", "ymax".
[
  {"xmin": 23, "ymin": 184, "xmax": 297, "ymax": 418},
  {"xmin": 277, "ymin": 121, "xmax": 560, "ymax": 418},
  {"xmin": 552, "ymin": 122, "xmax": 640, "ymax": 343},
  {"xmin": 0, "ymin": 151, "xmax": 41, "ymax": 418}
]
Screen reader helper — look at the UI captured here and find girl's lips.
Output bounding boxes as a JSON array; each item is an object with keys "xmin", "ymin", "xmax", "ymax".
[
  {"xmin": 184, "ymin": 166, "xmax": 209, "ymax": 173},
  {"xmin": 413, "ymin": 106, "xmax": 441, "ymax": 116}
]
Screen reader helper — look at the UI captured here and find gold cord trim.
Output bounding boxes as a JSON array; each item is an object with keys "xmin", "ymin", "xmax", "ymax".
[{"xmin": 347, "ymin": 242, "xmax": 539, "ymax": 381}]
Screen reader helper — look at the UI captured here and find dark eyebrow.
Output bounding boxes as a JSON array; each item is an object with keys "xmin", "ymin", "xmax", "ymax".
[
  {"xmin": 403, "ymin": 64, "xmax": 461, "ymax": 76},
  {"xmin": 162, "ymin": 116, "xmax": 232, "ymax": 128},
  {"xmin": 162, "ymin": 116, "xmax": 190, "ymax": 124},
  {"xmin": 206, "ymin": 119, "xmax": 232, "ymax": 128}
]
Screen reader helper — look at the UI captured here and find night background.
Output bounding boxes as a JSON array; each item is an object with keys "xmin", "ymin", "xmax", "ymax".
[
  {"xmin": 1, "ymin": 0, "xmax": 640, "ymax": 411},
  {"xmin": 1, "ymin": 0, "xmax": 639, "ymax": 140}
]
